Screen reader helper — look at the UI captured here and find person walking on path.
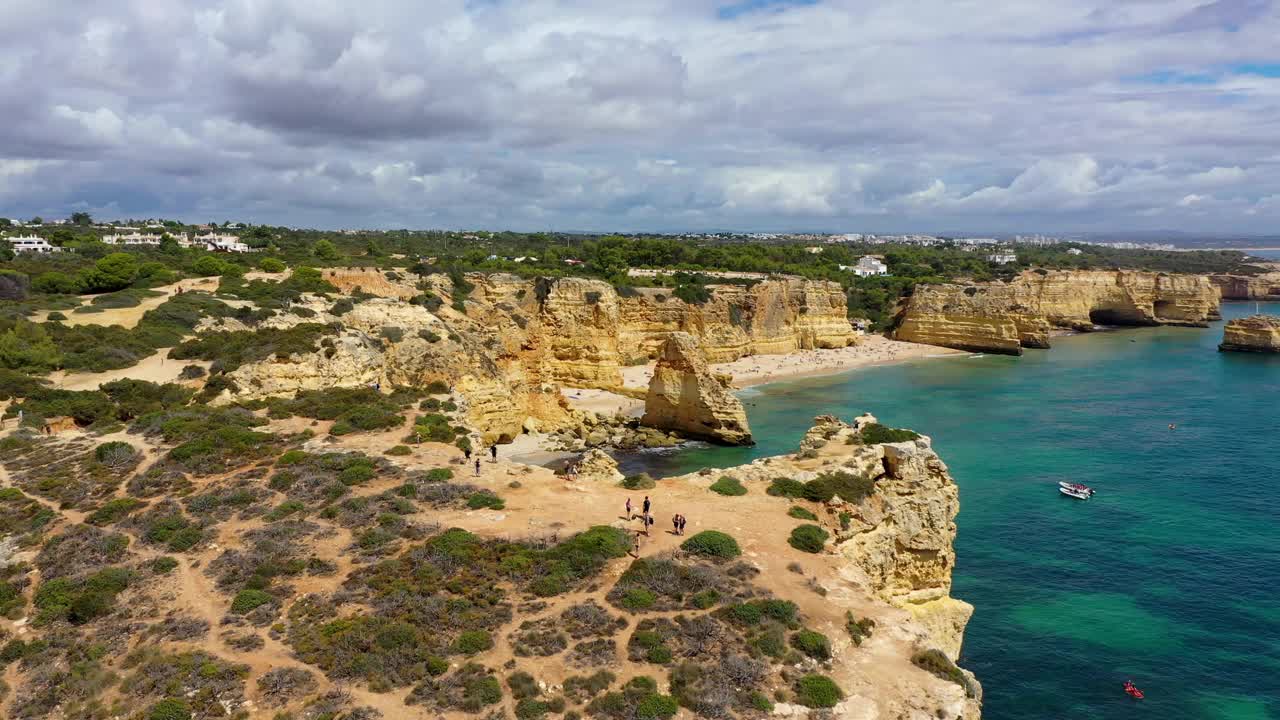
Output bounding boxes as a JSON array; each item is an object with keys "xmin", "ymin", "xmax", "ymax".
[
  {"xmin": 643, "ymin": 496, "xmax": 651, "ymax": 515},
  {"xmin": 474, "ymin": 458, "xmax": 481, "ymax": 477},
  {"xmin": 626, "ymin": 498, "xmax": 632, "ymax": 518},
  {"xmin": 672, "ymin": 514, "xmax": 680, "ymax": 535},
  {"xmin": 630, "ymin": 532, "xmax": 641, "ymax": 558},
  {"xmin": 490, "ymin": 444, "xmax": 498, "ymax": 462},
  {"xmin": 463, "ymin": 445, "xmax": 472, "ymax": 461},
  {"xmin": 678, "ymin": 515, "xmax": 687, "ymax": 535}
]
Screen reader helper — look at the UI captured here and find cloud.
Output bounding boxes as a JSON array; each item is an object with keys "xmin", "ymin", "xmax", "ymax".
[{"xmin": 0, "ymin": 0, "xmax": 1279, "ymax": 232}]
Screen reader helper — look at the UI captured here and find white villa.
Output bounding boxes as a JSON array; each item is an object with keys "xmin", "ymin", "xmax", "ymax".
[
  {"xmin": 193, "ymin": 233, "xmax": 253, "ymax": 252},
  {"xmin": 840, "ymin": 255, "xmax": 889, "ymax": 277},
  {"xmin": 988, "ymin": 252, "xmax": 1018, "ymax": 264},
  {"xmin": 6, "ymin": 235, "xmax": 63, "ymax": 253},
  {"xmin": 103, "ymin": 232, "xmax": 163, "ymax": 246}
]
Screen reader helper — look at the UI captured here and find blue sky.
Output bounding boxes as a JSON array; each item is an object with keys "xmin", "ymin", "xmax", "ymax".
[{"xmin": 2, "ymin": 0, "xmax": 1280, "ymax": 233}]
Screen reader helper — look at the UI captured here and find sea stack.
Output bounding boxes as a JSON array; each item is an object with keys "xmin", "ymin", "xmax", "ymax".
[
  {"xmin": 1219, "ymin": 315, "xmax": 1280, "ymax": 353},
  {"xmin": 641, "ymin": 332, "xmax": 753, "ymax": 445}
]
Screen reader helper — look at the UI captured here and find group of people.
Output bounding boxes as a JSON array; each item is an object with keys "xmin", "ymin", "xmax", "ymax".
[
  {"xmin": 624, "ymin": 496, "xmax": 687, "ymax": 555},
  {"xmin": 467, "ymin": 443, "xmax": 498, "ymax": 476}
]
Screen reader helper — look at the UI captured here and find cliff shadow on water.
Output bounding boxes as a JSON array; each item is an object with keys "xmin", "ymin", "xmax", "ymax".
[{"xmin": 622, "ymin": 301, "xmax": 1280, "ymax": 720}]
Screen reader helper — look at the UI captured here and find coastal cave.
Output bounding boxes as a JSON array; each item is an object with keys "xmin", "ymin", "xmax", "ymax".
[{"xmin": 1088, "ymin": 307, "xmax": 1154, "ymax": 327}]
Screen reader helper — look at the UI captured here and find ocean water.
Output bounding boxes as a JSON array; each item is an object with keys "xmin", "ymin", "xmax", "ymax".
[{"xmin": 621, "ymin": 301, "xmax": 1280, "ymax": 720}]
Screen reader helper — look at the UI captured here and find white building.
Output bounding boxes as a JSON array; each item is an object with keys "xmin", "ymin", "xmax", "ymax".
[
  {"xmin": 7, "ymin": 235, "xmax": 63, "ymax": 253},
  {"xmin": 1066, "ymin": 248, "xmax": 1083, "ymax": 256},
  {"xmin": 103, "ymin": 232, "xmax": 162, "ymax": 246},
  {"xmin": 840, "ymin": 255, "xmax": 889, "ymax": 277},
  {"xmin": 194, "ymin": 233, "xmax": 253, "ymax": 252},
  {"xmin": 988, "ymin": 252, "xmax": 1018, "ymax": 264}
]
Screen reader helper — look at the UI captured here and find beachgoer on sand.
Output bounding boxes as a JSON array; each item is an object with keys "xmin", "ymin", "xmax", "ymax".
[
  {"xmin": 643, "ymin": 496, "xmax": 651, "ymax": 515},
  {"xmin": 626, "ymin": 498, "xmax": 632, "ymax": 518},
  {"xmin": 679, "ymin": 515, "xmax": 687, "ymax": 535},
  {"xmin": 474, "ymin": 458, "xmax": 481, "ymax": 476},
  {"xmin": 490, "ymin": 444, "xmax": 498, "ymax": 462}
]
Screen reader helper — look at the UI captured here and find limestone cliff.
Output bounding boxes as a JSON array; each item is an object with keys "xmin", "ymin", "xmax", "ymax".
[
  {"xmin": 1219, "ymin": 315, "xmax": 1280, "ymax": 353},
  {"xmin": 618, "ymin": 277, "xmax": 856, "ymax": 362},
  {"xmin": 1210, "ymin": 272, "xmax": 1280, "ymax": 301},
  {"xmin": 214, "ymin": 273, "xmax": 851, "ymax": 441},
  {"xmin": 641, "ymin": 333, "xmax": 752, "ymax": 445},
  {"xmin": 896, "ymin": 270, "xmax": 1221, "ymax": 354}
]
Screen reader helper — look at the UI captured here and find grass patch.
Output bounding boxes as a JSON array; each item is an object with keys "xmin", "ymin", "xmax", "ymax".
[
  {"xmin": 793, "ymin": 674, "xmax": 843, "ymax": 708},
  {"xmin": 787, "ymin": 505, "xmax": 817, "ymax": 521},
  {"xmin": 861, "ymin": 423, "xmax": 921, "ymax": 444}
]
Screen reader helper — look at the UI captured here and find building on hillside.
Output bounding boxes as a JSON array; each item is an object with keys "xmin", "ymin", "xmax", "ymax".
[
  {"xmin": 840, "ymin": 255, "xmax": 889, "ymax": 277},
  {"xmin": 103, "ymin": 232, "xmax": 162, "ymax": 246},
  {"xmin": 988, "ymin": 251, "xmax": 1018, "ymax": 264},
  {"xmin": 194, "ymin": 233, "xmax": 253, "ymax": 252},
  {"xmin": 1067, "ymin": 248, "xmax": 1083, "ymax": 255},
  {"xmin": 6, "ymin": 235, "xmax": 63, "ymax": 253},
  {"xmin": 804, "ymin": 246, "xmax": 824, "ymax": 254},
  {"xmin": 513, "ymin": 256, "xmax": 538, "ymax": 263}
]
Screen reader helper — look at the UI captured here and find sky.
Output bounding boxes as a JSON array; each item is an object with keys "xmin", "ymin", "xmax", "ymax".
[{"xmin": 2, "ymin": 0, "xmax": 1280, "ymax": 234}]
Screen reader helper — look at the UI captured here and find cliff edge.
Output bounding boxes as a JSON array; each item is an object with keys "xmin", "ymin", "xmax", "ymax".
[
  {"xmin": 641, "ymin": 333, "xmax": 753, "ymax": 445},
  {"xmin": 1219, "ymin": 314, "xmax": 1280, "ymax": 353}
]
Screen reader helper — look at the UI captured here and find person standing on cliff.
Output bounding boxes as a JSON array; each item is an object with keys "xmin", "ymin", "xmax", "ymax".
[
  {"xmin": 672, "ymin": 514, "xmax": 680, "ymax": 535},
  {"xmin": 643, "ymin": 496, "xmax": 651, "ymax": 515},
  {"xmin": 626, "ymin": 498, "xmax": 632, "ymax": 519},
  {"xmin": 463, "ymin": 445, "xmax": 472, "ymax": 461},
  {"xmin": 490, "ymin": 444, "xmax": 498, "ymax": 463},
  {"xmin": 474, "ymin": 458, "xmax": 481, "ymax": 477},
  {"xmin": 679, "ymin": 515, "xmax": 687, "ymax": 535}
]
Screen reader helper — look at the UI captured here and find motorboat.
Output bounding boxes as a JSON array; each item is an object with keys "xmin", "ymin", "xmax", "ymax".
[
  {"xmin": 1123, "ymin": 680, "xmax": 1144, "ymax": 699},
  {"xmin": 1058, "ymin": 481, "xmax": 1094, "ymax": 499}
]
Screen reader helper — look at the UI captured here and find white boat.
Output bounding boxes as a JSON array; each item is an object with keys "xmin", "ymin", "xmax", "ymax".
[{"xmin": 1058, "ymin": 481, "xmax": 1094, "ymax": 500}]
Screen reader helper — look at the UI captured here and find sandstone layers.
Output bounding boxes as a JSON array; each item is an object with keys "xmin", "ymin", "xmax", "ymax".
[
  {"xmin": 1210, "ymin": 271, "xmax": 1280, "ymax": 301},
  {"xmin": 896, "ymin": 270, "xmax": 1221, "ymax": 355},
  {"xmin": 640, "ymin": 333, "xmax": 753, "ymax": 445},
  {"xmin": 218, "ymin": 269, "xmax": 854, "ymax": 441},
  {"xmin": 1219, "ymin": 315, "xmax": 1280, "ymax": 353}
]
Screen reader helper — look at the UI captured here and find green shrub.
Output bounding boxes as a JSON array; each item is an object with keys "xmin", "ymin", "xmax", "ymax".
[
  {"xmin": 794, "ymin": 674, "xmax": 843, "ymax": 708},
  {"xmin": 453, "ymin": 630, "xmax": 493, "ymax": 655},
  {"xmin": 621, "ymin": 588, "xmax": 657, "ymax": 610},
  {"xmin": 635, "ymin": 693, "xmax": 679, "ymax": 719},
  {"xmin": 147, "ymin": 697, "xmax": 192, "ymax": 720},
  {"xmin": 845, "ymin": 612, "xmax": 875, "ymax": 645},
  {"xmin": 679, "ymin": 531, "xmax": 741, "ymax": 559},
  {"xmin": 691, "ymin": 589, "xmax": 720, "ymax": 609},
  {"xmin": 708, "ymin": 476, "xmax": 746, "ymax": 496},
  {"xmin": 787, "ymin": 505, "xmax": 818, "ymax": 521},
  {"xmin": 385, "ymin": 445, "xmax": 412, "ymax": 456},
  {"xmin": 380, "ymin": 326, "xmax": 405, "ymax": 343},
  {"xmin": 726, "ymin": 598, "xmax": 797, "ymax": 626},
  {"xmin": 230, "ymin": 589, "xmax": 273, "ymax": 614},
  {"xmin": 791, "ymin": 629, "xmax": 832, "ymax": 659},
  {"xmin": 425, "ymin": 467, "xmax": 454, "ymax": 482},
  {"xmin": 767, "ymin": 477, "xmax": 808, "ymax": 498},
  {"xmin": 508, "ymin": 670, "xmax": 540, "ymax": 699},
  {"xmin": 803, "ymin": 470, "xmax": 876, "ymax": 503},
  {"xmin": 86, "ymin": 497, "xmax": 146, "ymax": 526},
  {"xmin": 466, "ymin": 492, "xmax": 505, "ymax": 510},
  {"xmin": 621, "ymin": 473, "xmax": 655, "ymax": 490},
  {"xmin": 861, "ymin": 423, "xmax": 921, "ymax": 444},
  {"xmin": 912, "ymin": 648, "xmax": 976, "ymax": 697},
  {"xmin": 426, "ymin": 657, "xmax": 449, "ymax": 676},
  {"xmin": 259, "ymin": 258, "xmax": 286, "ymax": 273},
  {"xmin": 788, "ymin": 524, "xmax": 829, "ymax": 553},
  {"xmin": 424, "ymin": 380, "xmax": 450, "ymax": 395},
  {"xmin": 151, "ymin": 557, "xmax": 179, "ymax": 574}
]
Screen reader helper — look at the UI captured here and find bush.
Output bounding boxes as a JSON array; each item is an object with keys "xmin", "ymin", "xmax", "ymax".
[
  {"xmin": 767, "ymin": 477, "xmax": 808, "ymax": 498},
  {"xmin": 86, "ymin": 497, "xmax": 146, "ymax": 526},
  {"xmin": 679, "ymin": 531, "xmax": 741, "ymax": 559},
  {"xmin": 635, "ymin": 693, "xmax": 679, "ymax": 719},
  {"xmin": 912, "ymin": 648, "xmax": 976, "ymax": 697},
  {"xmin": 151, "ymin": 557, "xmax": 179, "ymax": 574},
  {"xmin": 454, "ymin": 630, "xmax": 493, "ymax": 655},
  {"xmin": 788, "ymin": 525, "xmax": 829, "ymax": 553},
  {"xmin": 230, "ymin": 589, "xmax": 273, "ymax": 614},
  {"xmin": 147, "ymin": 698, "xmax": 192, "ymax": 720},
  {"xmin": 621, "ymin": 473, "xmax": 655, "ymax": 490},
  {"xmin": 424, "ymin": 380, "xmax": 450, "ymax": 395},
  {"xmin": 787, "ymin": 505, "xmax": 818, "ymax": 521},
  {"xmin": 621, "ymin": 588, "xmax": 657, "ymax": 610},
  {"xmin": 380, "ymin": 326, "xmax": 405, "ymax": 343},
  {"xmin": 708, "ymin": 476, "xmax": 747, "ymax": 496},
  {"xmin": 794, "ymin": 674, "xmax": 843, "ymax": 708},
  {"xmin": 803, "ymin": 470, "xmax": 876, "ymax": 503},
  {"xmin": 466, "ymin": 492, "xmax": 505, "ymax": 510},
  {"xmin": 259, "ymin": 258, "xmax": 286, "ymax": 273},
  {"xmin": 791, "ymin": 629, "xmax": 832, "ymax": 660},
  {"xmin": 845, "ymin": 612, "xmax": 875, "ymax": 645},
  {"xmin": 385, "ymin": 445, "xmax": 412, "ymax": 456},
  {"xmin": 861, "ymin": 423, "xmax": 921, "ymax": 444}
]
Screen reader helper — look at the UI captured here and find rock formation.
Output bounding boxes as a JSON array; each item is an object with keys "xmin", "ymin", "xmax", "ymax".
[
  {"xmin": 1219, "ymin": 315, "xmax": 1280, "ymax": 353},
  {"xmin": 1210, "ymin": 271, "xmax": 1280, "ymax": 301},
  {"xmin": 641, "ymin": 333, "xmax": 752, "ymax": 445},
  {"xmin": 570, "ymin": 448, "xmax": 624, "ymax": 483},
  {"xmin": 896, "ymin": 270, "xmax": 1221, "ymax": 354}
]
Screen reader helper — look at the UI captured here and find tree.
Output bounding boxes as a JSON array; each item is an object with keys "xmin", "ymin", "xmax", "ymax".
[
  {"xmin": 0, "ymin": 321, "xmax": 61, "ymax": 372},
  {"xmin": 192, "ymin": 255, "xmax": 229, "ymax": 277},
  {"xmin": 313, "ymin": 239, "xmax": 339, "ymax": 261},
  {"xmin": 81, "ymin": 252, "xmax": 139, "ymax": 292},
  {"xmin": 70, "ymin": 211, "xmax": 93, "ymax": 225},
  {"xmin": 29, "ymin": 216, "xmax": 42, "ymax": 225},
  {"xmin": 0, "ymin": 217, "xmax": 12, "ymax": 228},
  {"xmin": 159, "ymin": 233, "xmax": 180, "ymax": 253},
  {"xmin": 33, "ymin": 271, "xmax": 83, "ymax": 295}
]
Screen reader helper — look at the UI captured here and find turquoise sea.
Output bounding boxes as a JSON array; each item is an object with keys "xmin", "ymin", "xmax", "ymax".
[{"xmin": 621, "ymin": 301, "xmax": 1280, "ymax": 719}]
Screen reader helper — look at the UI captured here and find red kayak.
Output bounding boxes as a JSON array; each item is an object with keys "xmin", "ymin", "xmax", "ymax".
[{"xmin": 1123, "ymin": 681, "xmax": 1145, "ymax": 699}]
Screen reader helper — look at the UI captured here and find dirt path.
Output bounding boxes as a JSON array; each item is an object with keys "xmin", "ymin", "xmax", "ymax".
[
  {"xmin": 50, "ymin": 347, "xmax": 210, "ymax": 392},
  {"xmin": 30, "ymin": 277, "xmax": 220, "ymax": 328}
]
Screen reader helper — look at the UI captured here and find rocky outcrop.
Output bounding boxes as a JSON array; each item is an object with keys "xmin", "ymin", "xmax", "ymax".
[
  {"xmin": 1219, "ymin": 315, "xmax": 1280, "ymax": 353},
  {"xmin": 1210, "ymin": 272, "xmax": 1280, "ymax": 301},
  {"xmin": 570, "ymin": 448, "xmax": 624, "ymax": 484},
  {"xmin": 641, "ymin": 333, "xmax": 752, "ymax": 445},
  {"xmin": 618, "ymin": 278, "xmax": 856, "ymax": 363},
  {"xmin": 320, "ymin": 267, "xmax": 419, "ymax": 300},
  {"xmin": 896, "ymin": 270, "xmax": 1221, "ymax": 354}
]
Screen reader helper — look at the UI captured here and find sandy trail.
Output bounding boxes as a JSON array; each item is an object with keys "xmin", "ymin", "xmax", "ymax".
[
  {"xmin": 30, "ymin": 277, "xmax": 220, "ymax": 328},
  {"xmin": 49, "ymin": 347, "xmax": 212, "ymax": 392}
]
